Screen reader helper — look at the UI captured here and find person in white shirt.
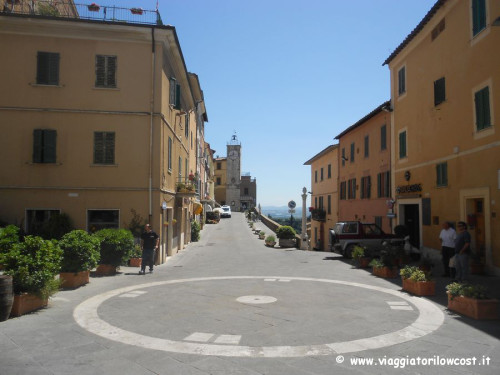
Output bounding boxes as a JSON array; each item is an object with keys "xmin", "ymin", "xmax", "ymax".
[{"xmin": 439, "ymin": 221, "xmax": 456, "ymax": 277}]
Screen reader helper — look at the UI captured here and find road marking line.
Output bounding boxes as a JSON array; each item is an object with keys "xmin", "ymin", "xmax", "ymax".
[
  {"xmin": 278, "ymin": 279, "xmax": 291, "ymax": 282},
  {"xmin": 74, "ymin": 276, "xmax": 444, "ymax": 358},
  {"xmin": 214, "ymin": 335, "xmax": 242, "ymax": 345},
  {"xmin": 390, "ymin": 306, "xmax": 414, "ymax": 310},
  {"xmin": 264, "ymin": 279, "xmax": 276, "ymax": 281},
  {"xmin": 387, "ymin": 301, "xmax": 409, "ymax": 306},
  {"xmin": 119, "ymin": 290, "xmax": 147, "ymax": 298},
  {"xmin": 184, "ymin": 332, "xmax": 214, "ymax": 342}
]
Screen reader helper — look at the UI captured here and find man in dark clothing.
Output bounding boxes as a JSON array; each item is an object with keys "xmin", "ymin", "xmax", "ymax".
[
  {"xmin": 454, "ymin": 221, "xmax": 471, "ymax": 283},
  {"xmin": 140, "ymin": 224, "xmax": 159, "ymax": 274}
]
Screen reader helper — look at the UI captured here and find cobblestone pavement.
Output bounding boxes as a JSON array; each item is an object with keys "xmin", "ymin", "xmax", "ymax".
[{"xmin": 1, "ymin": 213, "xmax": 499, "ymax": 375}]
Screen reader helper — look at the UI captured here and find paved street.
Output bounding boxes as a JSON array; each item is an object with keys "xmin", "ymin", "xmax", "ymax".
[{"xmin": 1, "ymin": 213, "xmax": 499, "ymax": 375}]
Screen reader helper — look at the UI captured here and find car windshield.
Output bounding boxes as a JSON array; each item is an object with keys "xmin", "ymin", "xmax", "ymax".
[{"xmin": 223, "ymin": 208, "xmax": 229, "ymax": 212}]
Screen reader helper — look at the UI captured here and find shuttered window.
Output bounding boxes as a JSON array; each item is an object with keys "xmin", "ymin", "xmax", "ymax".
[
  {"xmin": 93, "ymin": 132, "xmax": 115, "ymax": 164},
  {"xmin": 377, "ymin": 171, "xmax": 390, "ymax": 198},
  {"xmin": 381, "ymin": 124, "xmax": 387, "ymax": 150},
  {"xmin": 327, "ymin": 164, "xmax": 331, "ymax": 179},
  {"xmin": 434, "ymin": 77, "xmax": 446, "ymax": 106},
  {"xmin": 168, "ymin": 137, "xmax": 173, "ymax": 171},
  {"xmin": 361, "ymin": 176, "xmax": 371, "ymax": 199},
  {"xmin": 36, "ymin": 52, "xmax": 60, "ymax": 85},
  {"xmin": 364, "ymin": 135, "xmax": 369, "ymax": 158},
  {"xmin": 341, "ymin": 148, "xmax": 346, "ymax": 167},
  {"xmin": 185, "ymin": 113, "xmax": 189, "ymax": 138},
  {"xmin": 340, "ymin": 181, "xmax": 347, "ymax": 200},
  {"xmin": 472, "ymin": 0, "xmax": 486, "ymax": 36},
  {"xmin": 398, "ymin": 66, "xmax": 406, "ymax": 95},
  {"xmin": 348, "ymin": 178, "xmax": 356, "ymax": 199},
  {"xmin": 399, "ymin": 131, "xmax": 407, "ymax": 159},
  {"xmin": 475, "ymin": 86, "xmax": 491, "ymax": 131},
  {"xmin": 33, "ymin": 129, "xmax": 57, "ymax": 163},
  {"xmin": 327, "ymin": 195, "xmax": 331, "ymax": 214},
  {"xmin": 436, "ymin": 162, "xmax": 448, "ymax": 187},
  {"xmin": 350, "ymin": 142, "xmax": 355, "ymax": 162},
  {"xmin": 169, "ymin": 77, "xmax": 181, "ymax": 110},
  {"xmin": 95, "ymin": 55, "xmax": 117, "ymax": 88}
]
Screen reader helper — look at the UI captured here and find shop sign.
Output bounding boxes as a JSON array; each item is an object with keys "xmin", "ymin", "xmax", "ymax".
[{"xmin": 396, "ymin": 183, "xmax": 422, "ymax": 194}]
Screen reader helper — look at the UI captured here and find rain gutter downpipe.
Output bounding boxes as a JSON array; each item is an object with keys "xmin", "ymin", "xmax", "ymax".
[{"xmin": 149, "ymin": 27, "xmax": 156, "ymax": 223}]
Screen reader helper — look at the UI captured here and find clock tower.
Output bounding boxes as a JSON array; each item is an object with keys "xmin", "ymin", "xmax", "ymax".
[{"xmin": 226, "ymin": 134, "xmax": 241, "ymax": 211}]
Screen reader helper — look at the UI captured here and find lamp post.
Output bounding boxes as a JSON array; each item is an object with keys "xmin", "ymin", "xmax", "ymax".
[{"xmin": 301, "ymin": 187, "xmax": 308, "ymax": 250}]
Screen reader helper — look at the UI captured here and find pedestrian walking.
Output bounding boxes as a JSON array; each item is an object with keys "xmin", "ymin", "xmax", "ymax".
[
  {"xmin": 454, "ymin": 221, "xmax": 471, "ymax": 283},
  {"xmin": 439, "ymin": 221, "xmax": 456, "ymax": 277},
  {"xmin": 140, "ymin": 224, "xmax": 159, "ymax": 274}
]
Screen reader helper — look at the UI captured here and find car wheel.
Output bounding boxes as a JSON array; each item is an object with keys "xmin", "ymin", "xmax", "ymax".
[{"xmin": 344, "ymin": 244, "xmax": 355, "ymax": 259}]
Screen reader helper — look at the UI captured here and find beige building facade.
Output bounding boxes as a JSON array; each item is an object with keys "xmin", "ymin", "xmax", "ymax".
[
  {"xmin": 304, "ymin": 144, "xmax": 339, "ymax": 251},
  {"xmin": 385, "ymin": 0, "xmax": 500, "ymax": 274},
  {"xmin": 335, "ymin": 102, "xmax": 393, "ymax": 234},
  {"xmin": 0, "ymin": 7, "xmax": 208, "ymax": 262}
]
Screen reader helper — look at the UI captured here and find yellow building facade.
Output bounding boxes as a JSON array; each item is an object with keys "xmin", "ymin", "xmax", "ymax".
[
  {"xmin": 385, "ymin": 0, "xmax": 500, "ymax": 274},
  {"xmin": 214, "ymin": 158, "xmax": 227, "ymax": 206},
  {"xmin": 0, "ymin": 9, "xmax": 208, "ymax": 262},
  {"xmin": 304, "ymin": 145, "xmax": 339, "ymax": 251}
]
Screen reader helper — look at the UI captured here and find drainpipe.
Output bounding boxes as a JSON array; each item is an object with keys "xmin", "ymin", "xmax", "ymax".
[{"xmin": 149, "ymin": 27, "xmax": 156, "ymax": 223}]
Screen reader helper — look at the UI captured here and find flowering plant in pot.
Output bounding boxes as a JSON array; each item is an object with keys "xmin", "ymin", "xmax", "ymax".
[
  {"xmin": 276, "ymin": 226, "xmax": 296, "ymax": 248},
  {"xmin": 351, "ymin": 245, "xmax": 370, "ymax": 268},
  {"xmin": 265, "ymin": 235, "xmax": 276, "ymax": 247},
  {"xmin": 446, "ymin": 282, "xmax": 498, "ymax": 320},
  {"xmin": 59, "ymin": 230, "xmax": 100, "ymax": 288}
]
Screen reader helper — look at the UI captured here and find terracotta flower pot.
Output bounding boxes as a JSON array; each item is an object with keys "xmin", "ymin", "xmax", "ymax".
[
  {"xmin": 447, "ymin": 293, "xmax": 499, "ymax": 320},
  {"xmin": 95, "ymin": 264, "xmax": 117, "ymax": 276},
  {"xmin": 373, "ymin": 266, "xmax": 398, "ymax": 278},
  {"xmin": 355, "ymin": 257, "xmax": 371, "ymax": 268},
  {"xmin": 10, "ymin": 293, "xmax": 48, "ymax": 317},
  {"xmin": 129, "ymin": 258, "xmax": 142, "ymax": 267},
  {"xmin": 402, "ymin": 278, "xmax": 435, "ymax": 296},
  {"xmin": 60, "ymin": 270, "xmax": 90, "ymax": 289}
]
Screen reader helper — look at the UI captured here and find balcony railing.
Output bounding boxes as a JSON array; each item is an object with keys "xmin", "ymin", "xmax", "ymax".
[
  {"xmin": 1, "ymin": 1, "xmax": 163, "ymax": 26},
  {"xmin": 176, "ymin": 177, "xmax": 199, "ymax": 196},
  {"xmin": 311, "ymin": 208, "xmax": 326, "ymax": 222}
]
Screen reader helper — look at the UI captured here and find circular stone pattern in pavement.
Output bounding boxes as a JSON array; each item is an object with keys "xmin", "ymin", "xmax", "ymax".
[
  {"xmin": 74, "ymin": 276, "xmax": 444, "ymax": 358},
  {"xmin": 236, "ymin": 295, "xmax": 277, "ymax": 304}
]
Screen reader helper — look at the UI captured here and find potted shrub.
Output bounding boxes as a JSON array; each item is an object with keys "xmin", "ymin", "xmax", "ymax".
[
  {"xmin": 265, "ymin": 235, "xmax": 276, "ymax": 247},
  {"xmin": 93, "ymin": 229, "xmax": 134, "ymax": 276},
  {"xmin": 88, "ymin": 3, "xmax": 100, "ymax": 12},
  {"xmin": 59, "ymin": 230, "xmax": 100, "ymax": 289},
  {"xmin": 276, "ymin": 226, "xmax": 296, "ymax": 248},
  {"xmin": 400, "ymin": 266, "xmax": 435, "ymax": 296},
  {"xmin": 446, "ymin": 282, "xmax": 498, "ymax": 320},
  {"xmin": 2, "ymin": 236, "xmax": 62, "ymax": 317},
  {"xmin": 370, "ymin": 258, "xmax": 398, "ymax": 278},
  {"xmin": 0, "ymin": 225, "xmax": 20, "ymax": 270},
  {"xmin": 351, "ymin": 245, "xmax": 370, "ymax": 268},
  {"xmin": 259, "ymin": 231, "xmax": 266, "ymax": 240},
  {"xmin": 128, "ymin": 244, "xmax": 142, "ymax": 267},
  {"xmin": 191, "ymin": 220, "xmax": 201, "ymax": 242}
]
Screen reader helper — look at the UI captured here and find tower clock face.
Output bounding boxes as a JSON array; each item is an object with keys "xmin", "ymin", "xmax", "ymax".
[{"xmin": 228, "ymin": 150, "xmax": 238, "ymax": 160}]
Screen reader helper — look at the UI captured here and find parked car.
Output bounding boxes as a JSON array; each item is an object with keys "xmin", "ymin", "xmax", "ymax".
[
  {"xmin": 330, "ymin": 221, "xmax": 404, "ymax": 258},
  {"xmin": 220, "ymin": 205, "xmax": 232, "ymax": 218}
]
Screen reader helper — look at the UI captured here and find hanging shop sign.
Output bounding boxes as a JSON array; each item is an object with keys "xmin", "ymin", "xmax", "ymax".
[{"xmin": 396, "ymin": 183, "xmax": 423, "ymax": 194}]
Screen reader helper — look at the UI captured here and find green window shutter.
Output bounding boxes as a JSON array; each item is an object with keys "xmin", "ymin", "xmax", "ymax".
[
  {"xmin": 104, "ymin": 132, "xmax": 115, "ymax": 164},
  {"xmin": 106, "ymin": 56, "xmax": 117, "ymax": 87},
  {"xmin": 169, "ymin": 78, "xmax": 176, "ymax": 106},
  {"xmin": 434, "ymin": 77, "xmax": 446, "ymax": 106},
  {"xmin": 43, "ymin": 130, "xmax": 57, "ymax": 163},
  {"xmin": 398, "ymin": 67, "xmax": 406, "ymax": 95},
  {"xmin": 95, "ymin": 55, "xmax": 106, "ymax": 87},
  {"xmin": 94, "ymin": 132, "xmax": 104, "ymax": 164},
  {"xmin": 37, "ymin": 52, "xmax": 59, "ymax": 85},
  {"xmin": 366, "ymin": 176, "xmax": 371, "ymax": 199},
  {"xmin": 33, "ymin": 129, "xmax": 43, "ymax": 163},
  {"xmin": 385, "ymin": 171, "xmax": 390, "ymax": 198},
  {"xmin": 381, "ymin": 125, "xmax": 387, "ymax": 150},
  {"xmin": 472, "ymin": 0, "xmax": 486, "ymax": 36},
  {"xmin": 399, "ymin": 131, "xmax": 407, "ymax": 158},
  {"xmin": 175, "ymin": 83, "xmax": 181, "ymax": 110},
  {"xmin": 168, "ymin": 137, "xmax": 172, "ymax": 170},
  {"xmin": 350, "ymin": 143, "xmax": 355, "ymax": 162},
  {"xmin": 364, "ymin": 135, "xmax": 369, "ymax": 157},
  {"xmin": 437, "ymin": 162, "xmax": 448, "ymax": 187},
  {"xmin": 475, "ymin": 87, "xmax": 491, "ymax": 130},
  {"xmin": 341, "ymin": 148, "xmax": 345, "ymax": 166},
  {"xmin": 377, "ymin": 173, "xmax": 381, "ymax": 198}
]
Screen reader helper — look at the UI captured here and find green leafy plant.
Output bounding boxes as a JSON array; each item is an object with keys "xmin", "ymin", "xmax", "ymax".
[
  {"xmin": 408, "ymin": 269, "xmax": 432, "ymax": 282},
  {"xmin": 37, "ymin": 3, "xmax": 60, "ymax": 17},
  {"xmin": 369, "ymin": 258, "xmax": 384, "ymax": 269},
  {"xmin": 2, "ymin": 236, "xmax": 62, "ymax": 299},
  {"xmin": 351, "ymin": 245, "xmax": 366, "ymax": 261},
  {"xmin": 35, "ymin": 213, "xmax": 73, "ymax": 240},
  {"xmin": 400, "ymin": 265, "xmax": 419, "ymax": 279},
  {"xmin": 275, "ymin": 226, "xmax": 296, "ymax": 239},
  {"xmin": 446, "ymin": 282, "xmax": 489, "ymax": 300},
  {"xmin": 130, "ymin": 244, "xmax": 142, "ymax": 259},
  {"xmin": 265, "ymin": 235, "xmax": 276, "ymax": 243},
  {"xmin": 0, "ymin": 225, "xmax": 20, "ymax": 259},
  {"xmin": 59, "ymin": 230, "xmax": 100, "ymax": 273},
  {"xmin": 259, "ymin": 231, "xmax": 265, "ymax": 236},
  {"xmin": 93, "ymin": 229, "xmax": 134, "ymax": 267},
  {"xmin": 191, "ymin": 220, "xmax": 201, "ymax": 242}
]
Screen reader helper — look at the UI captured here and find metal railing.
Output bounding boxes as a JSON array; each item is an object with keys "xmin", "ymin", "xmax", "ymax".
[{"xmin": 1, "ymin": 1, "xmax": 163, "ymax": 25}]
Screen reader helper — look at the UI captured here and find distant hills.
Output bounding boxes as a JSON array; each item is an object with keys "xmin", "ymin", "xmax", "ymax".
[{"xmin": 261, "ymin": 206, "xmax": 303, "ymax": 218}]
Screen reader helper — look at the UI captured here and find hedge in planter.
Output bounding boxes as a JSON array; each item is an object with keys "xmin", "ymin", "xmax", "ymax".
[
  {"xmin": 59, "ymin": 230, "xmax": 100, "ymax": 288},
  {"xmin": 276, "ymin": 226, "xmax": 296, "ymax": 248},
  {"xmin": 400, "ymin": 266, "xmax": 435, "ymax": 296},
  {"xmin": 2, "ymin": 236, "xmax": 62, "ymax": 316},
  {"xmin": 0, "ymin": 225, "xmax": 20, "ymax": 269},
  {"xmin": 446, "ymin": 282, "xmax": 498, "ymax": 320},
  {"xmin": 93, "ymin": 229, "xmax": 134, "ymax": 274}
]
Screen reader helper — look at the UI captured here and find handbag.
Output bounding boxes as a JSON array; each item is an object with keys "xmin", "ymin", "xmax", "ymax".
[{"xmin": 449, "ymin": 255, "xmax": 456, "ymax": 268}]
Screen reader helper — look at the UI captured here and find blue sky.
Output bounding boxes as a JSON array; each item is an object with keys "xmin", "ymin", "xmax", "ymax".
[{"xmin": 83, "ymin": 0, "xmax": 437, "ymax": 206}]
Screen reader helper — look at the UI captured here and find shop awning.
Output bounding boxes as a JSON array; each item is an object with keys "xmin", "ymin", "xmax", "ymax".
[{"xmin": 193, "ymin": 202, "xmax": 203, "ymax": 215}]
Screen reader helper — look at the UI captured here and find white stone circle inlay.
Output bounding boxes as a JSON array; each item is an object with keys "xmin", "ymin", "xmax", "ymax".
[
  {"xmin": 73, "ymin": 276, "xmax": 445, "ymax": 358},
  {"xmin": 236, "ymin": 295, "xmax": 277, "ymax": 304}
]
